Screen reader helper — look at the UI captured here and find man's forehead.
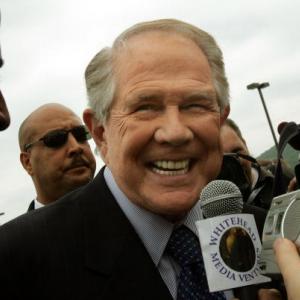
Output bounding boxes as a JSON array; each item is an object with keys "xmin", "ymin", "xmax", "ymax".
[
  {"xmin": 36, "ymin": 111, "xmax": 80, "ymax": 127},
  {"xmin": 222, "ymin": 125, "xmax": 241, "ymax": 140},
  {"xmin": 114, "ymin": 32, "xmax": 212, "ymax": 85},
  {"xmin": 27, "ymin": 107, "xmax": 81, "ymax": 133},
  {"xmin": 222, "ymin": 126, "xmax": 247, "ymax": 150}
]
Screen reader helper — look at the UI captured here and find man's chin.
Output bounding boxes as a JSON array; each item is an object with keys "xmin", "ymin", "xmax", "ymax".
[
  {"xmin": 147, "ymin": 193, "xmax": 199, "ymax": 222},
  {"xmin": 66, "ymin": 172, "xmax": 93, "ymax": 187},
  {"xmin": 66, "ymin": 166, "xmax": 94, "ymax": 178},
  {"xmin": 161, "ymin": 210, "xmax": 189, "ymax": 223}
]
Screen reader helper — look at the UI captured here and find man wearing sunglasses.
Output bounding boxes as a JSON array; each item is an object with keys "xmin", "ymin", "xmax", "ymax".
[{"xmin": 18, "ymin": 103, "xmax": 96, "ymax": 209}]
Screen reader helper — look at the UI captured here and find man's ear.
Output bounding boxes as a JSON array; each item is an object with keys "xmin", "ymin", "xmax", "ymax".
[
  {"xmin": 20, "ymin": 152, "xmax": 33, "ymax": 176},
  {"xmin": 220, "ymin": 105, "xmax": 230, "ymax": 125},
  {"xmin": 83, "ymin": 108, "xmax": 108, "ymax": 162}
]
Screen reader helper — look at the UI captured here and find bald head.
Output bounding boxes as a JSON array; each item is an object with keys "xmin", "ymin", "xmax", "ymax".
[
  {"xmin": 19, "ymin": 103, "xmax": 81, "ymax": 151},
  {"xmin": 19, "ymin": 102, "xmax": 96, "ymax": 205}
]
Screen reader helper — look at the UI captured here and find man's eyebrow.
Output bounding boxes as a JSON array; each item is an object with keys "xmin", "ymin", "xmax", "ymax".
[
  {"xmin": 126, "ymin": 89, "xmax": 216, "ymax": 106},
  {"xmin": 127, "ymin": 92, "xmax": 163, "ymax": 104},
  {"xmin": 138, "ymin": 93, "xmax": 162, "ymax": 101},
  {"xmin": 183, "ymin": 90, "xmax": 215, "ymax": 100}
]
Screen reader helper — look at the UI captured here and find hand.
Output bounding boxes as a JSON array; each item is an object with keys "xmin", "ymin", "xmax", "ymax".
[
  {"xmin": 287, "ymin": 177, "xmax": 297, "ymax": 192},
  {"xmin": 258, "ymin": 288, "xmax": 281, "ymax": 300},
  {"xmin": 273, "ymin": 238, "xmax": 300, "ymax": 300}
]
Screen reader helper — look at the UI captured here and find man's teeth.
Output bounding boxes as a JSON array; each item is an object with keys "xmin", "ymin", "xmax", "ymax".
[
  {"xmin": 152, "ymin": 160, "xmax": 189, "ymax": 175},
  {"xmin": 154, "ymin": 160, "xmax": 189, "ymax": 170}
]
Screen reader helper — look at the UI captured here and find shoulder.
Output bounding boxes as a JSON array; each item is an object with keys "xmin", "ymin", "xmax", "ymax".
[
  {"xmin": 0, "ymin": 189, "xmax": 79, "ymax": 248},
  {"xmin": 0, "ymin": 170, "xmax": 106, "ymax": 245},
  {"xmin": 0, "ymin": 168, "xmax": 119, "ymax": 250}
]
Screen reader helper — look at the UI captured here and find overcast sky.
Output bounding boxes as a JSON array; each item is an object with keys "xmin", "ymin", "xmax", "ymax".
[{"xmin": 1, "ymin": 0, "xmax": 300, "ymax": 223}]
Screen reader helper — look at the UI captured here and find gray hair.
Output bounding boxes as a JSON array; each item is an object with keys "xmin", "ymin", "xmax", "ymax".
[{"xmin": 85, "ymin": 19, "xmax": 230, "ymax": 123}]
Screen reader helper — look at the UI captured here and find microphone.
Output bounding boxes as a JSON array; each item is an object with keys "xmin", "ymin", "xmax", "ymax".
[
  {"xmin": 200, "ymin": 179, "xmax": 243, "ymax": 218},
  {"xmin": 200, "ymin": 179, "xmax": 266, "ymax": 232},
  {"xmin": 198, "ymin": 180, "xmax": 265, "ymax": 300}
]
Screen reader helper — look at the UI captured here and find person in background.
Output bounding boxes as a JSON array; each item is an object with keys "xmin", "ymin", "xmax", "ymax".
[
  {"xmin": 18, "ymin": 103, "xmax": 96, "ymax": 210},
  {"xmin": 0, "ymin": 19, "xmax": 269, "ymax": 299},
  {"xmin": 220, "ymin": 118, "xmax": 273, "ymax": 209},
  {"xmin": 221, "ymin": 119, "xmax": 253, "ymax": 184},
  {"xmin": 0, "ymin": 12, "xmax": 10, "ymax": 131}
]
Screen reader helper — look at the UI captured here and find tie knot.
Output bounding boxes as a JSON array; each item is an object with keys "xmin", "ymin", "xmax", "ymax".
[{"xmin": 166, "ymin": 225, "xmax": 201, "ymax": 267}]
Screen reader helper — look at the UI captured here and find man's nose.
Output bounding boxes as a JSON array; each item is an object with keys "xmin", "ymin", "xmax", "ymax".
[
  {"xmin": 66, "ymin": 133, "xmax": 84, "ymax": 155},
  {"xmin": 154, "ymin": 108, "xmax": 194, "ymax": 146}
]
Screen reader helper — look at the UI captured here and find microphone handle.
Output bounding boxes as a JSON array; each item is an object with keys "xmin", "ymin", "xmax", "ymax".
[{"xmin": 235, "ymin": 286, "xmax": 258, "ymax": 300}]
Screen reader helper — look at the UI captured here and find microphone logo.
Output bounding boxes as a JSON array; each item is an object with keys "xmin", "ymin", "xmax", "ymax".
[
  {"xmin": 220, "ymin": 226, "xmax": 256, "ymax": 272},
  {"xmin": 196, "ymin": 180, "xmax": 271, "ymax": 292}
]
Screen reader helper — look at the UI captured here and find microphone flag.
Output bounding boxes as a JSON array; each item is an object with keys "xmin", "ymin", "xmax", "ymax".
[{"xmin": 196, "ymin": 213, "xmax": 270, "ymax": 292}]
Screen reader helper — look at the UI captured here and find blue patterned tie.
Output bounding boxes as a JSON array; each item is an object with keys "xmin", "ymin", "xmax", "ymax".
[{"xmin": 166, "ymin": 226, "xmax": 226, "ymax": 300}]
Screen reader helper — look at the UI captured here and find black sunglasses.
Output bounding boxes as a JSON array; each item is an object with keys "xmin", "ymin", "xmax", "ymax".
[{"xmin": 24, "ymin": 125, "xmax": 91, "ymax": 152}]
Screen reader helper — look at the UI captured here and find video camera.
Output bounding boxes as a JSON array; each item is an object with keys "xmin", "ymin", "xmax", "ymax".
[
  {"xmin": 260, "ymin": 121, "xmax": 300, "ymax": 276},
  {"xmin": 260, "ymin": 189, "xmax": 300, "ymax": 275}
]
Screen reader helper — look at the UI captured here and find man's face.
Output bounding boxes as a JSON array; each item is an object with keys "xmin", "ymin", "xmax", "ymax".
[
  {"xmin": 22, "ymin": 107, "xmax": 96, "ymax": 203},
  {"xmin": 94, "ymin": 32, "xmax": 226, "ymax": 221},
  {"xmin": 0, "ymin": 43, "xmax": 10, "ymax": 130},
  {"xmin": 220, "ymin": 125, "xmax": 252, "ymax": 184}
]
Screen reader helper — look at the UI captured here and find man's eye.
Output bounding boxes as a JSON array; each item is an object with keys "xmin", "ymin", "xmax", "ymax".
[
  {"xmin": 135, "ymin": 104, "xmax": 157, "ymax": 112},
  {"xmin": 182, "ymin": 103, "xmax": 205, "ymax": 110}
]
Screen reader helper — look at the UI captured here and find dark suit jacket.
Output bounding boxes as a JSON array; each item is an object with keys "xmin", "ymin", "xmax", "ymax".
[{"xmin": 0, "ymin": 168, "xmax": 269, "ymax": 300}]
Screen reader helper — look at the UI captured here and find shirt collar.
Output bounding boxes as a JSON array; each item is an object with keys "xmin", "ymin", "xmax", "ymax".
[{"xmin": 34, "ymin": 198, "xmax": 45, "ymax": 209}]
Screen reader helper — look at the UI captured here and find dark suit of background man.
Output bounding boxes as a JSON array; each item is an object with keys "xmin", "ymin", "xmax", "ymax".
[
  {"xmin": 18, "ymin": 103, "xmax": 96, "ymax": 210},
  {"xmin": 0, "ymin": 13, "xmax": 10, "ymax": 131},
  {"xmin": 0, "ymin": 19, "xmax": 272, "ymax": 300}
]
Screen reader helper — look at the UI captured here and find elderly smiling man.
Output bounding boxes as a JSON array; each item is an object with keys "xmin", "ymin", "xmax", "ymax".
[{"xmin": 0, "ymin": 19, "xmax": 271, "ymax": 300}]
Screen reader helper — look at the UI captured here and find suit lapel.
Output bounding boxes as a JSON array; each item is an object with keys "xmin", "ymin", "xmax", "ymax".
[{"xmin": 80, "ymin": 169, "xmax": 172, "ymax": 299}]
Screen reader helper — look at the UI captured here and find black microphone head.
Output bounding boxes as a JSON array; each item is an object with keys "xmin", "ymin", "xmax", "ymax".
[{"xmin": 200, "ymin": 180, "xmax": 243, "ymax": 218}]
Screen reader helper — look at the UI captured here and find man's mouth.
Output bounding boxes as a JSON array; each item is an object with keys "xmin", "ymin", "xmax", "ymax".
[
  {"xmin": 151, "ymin": 159, "xmax": 190, "ymax": 176},
  {"xmin": 66, "ymin": 164, "xmax": 87, "ymax": 172},
  {"xmin": 65, "ymin": 158, "xmax": 89, "ymax": 171}
]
